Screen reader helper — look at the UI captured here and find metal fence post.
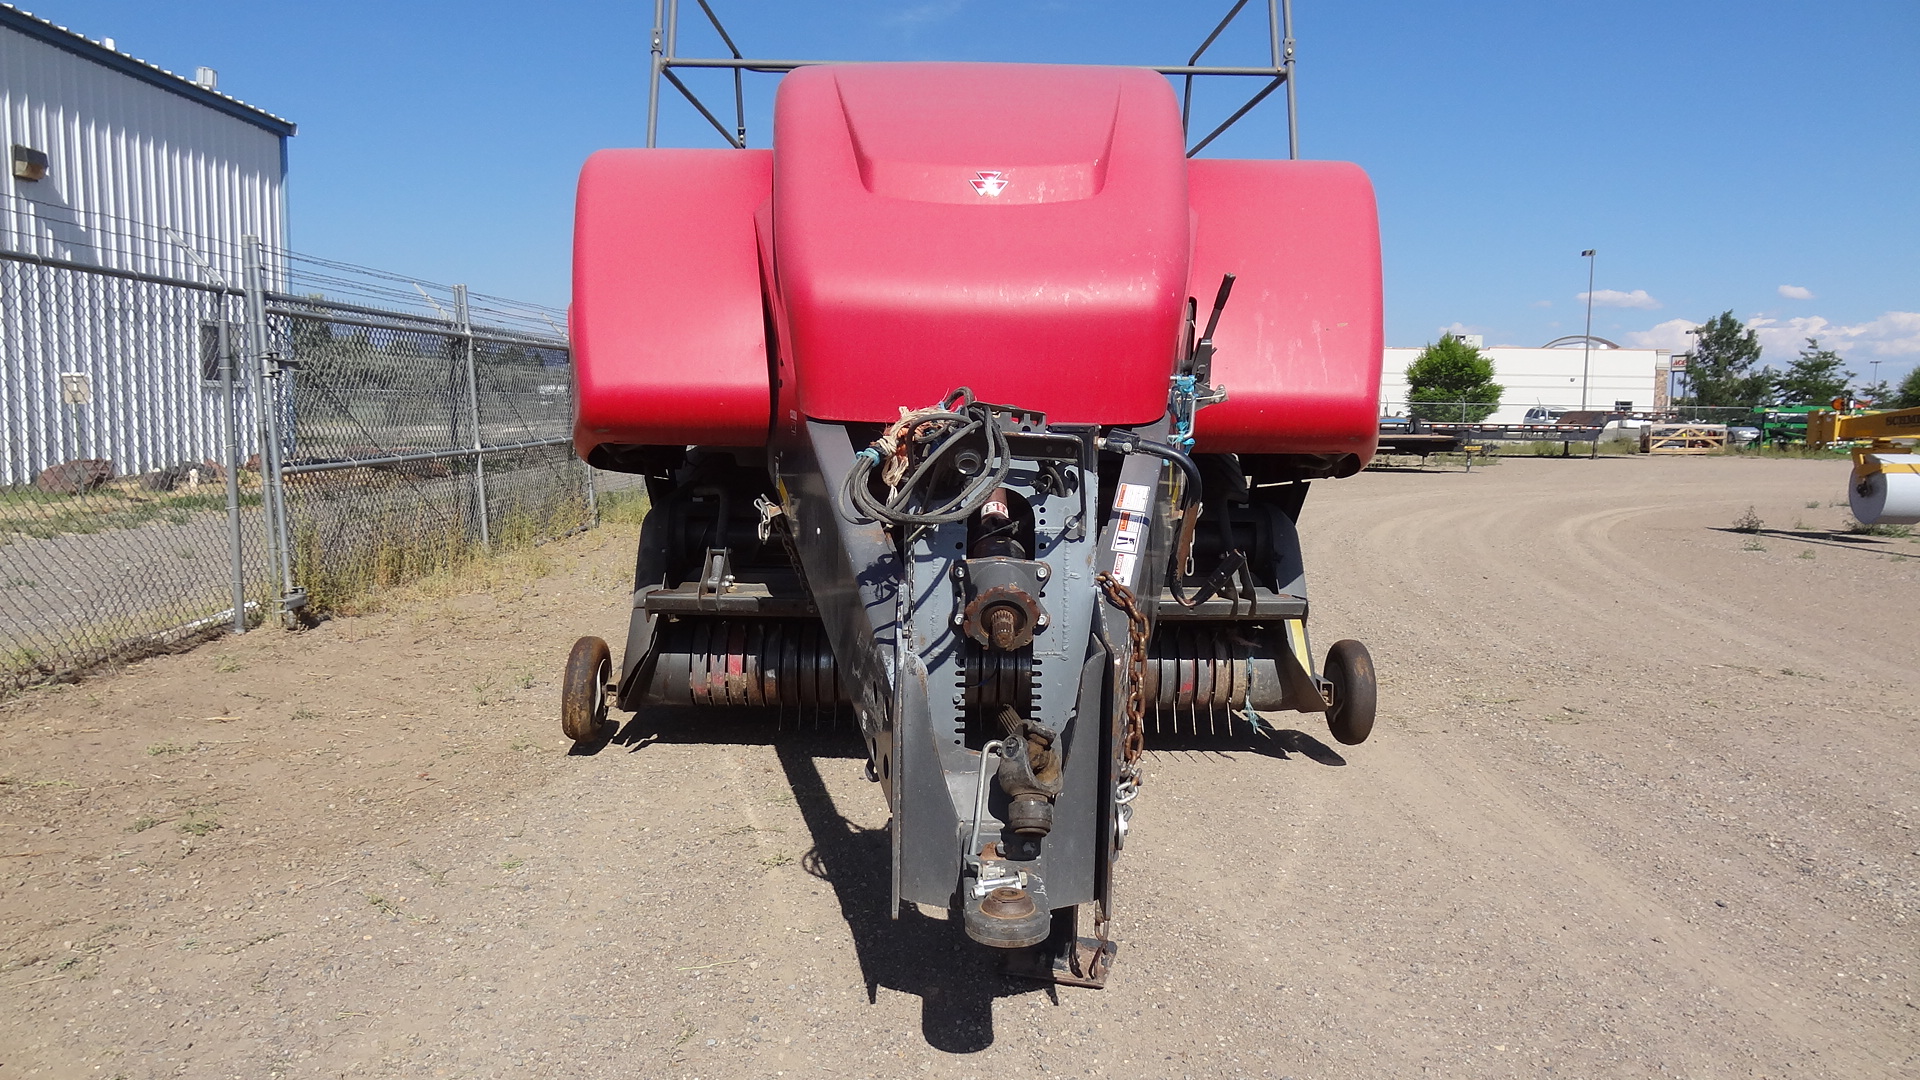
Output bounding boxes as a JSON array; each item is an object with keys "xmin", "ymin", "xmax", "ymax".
[
  {"xmin": 161, "ymin": 226, "xmax": 251, "ymax": 635},
  {"xmin": 219, "ymin": 297, "xmax": 246, "ymax": 633},
  {"xmin": 584, "ymin": 457, "xmax": 599, "ymax": 528},
  {"xmin": 455, "ymin": 284, "xmax": 489, "ymax": 548},
  {"xmin": 244, "ymin": 237, "xmax": 299, "ymax": 621}
]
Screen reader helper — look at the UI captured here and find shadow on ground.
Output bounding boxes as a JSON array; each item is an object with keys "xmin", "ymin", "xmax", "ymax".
[
  {"xmin": 575, "ymin": 708, "xmax": 1346, "ymax": 1048},
  {"xmin": 583, "ymin": 708, "xmax": 1045, "ymax": 1051},
  {"xmin": 1143, "ymin": 723, "xmax": 1349, "ymax": 766},
  {"xmin": 1709, "ymin": 525, "xmax": 1913, "ymax": 553}
]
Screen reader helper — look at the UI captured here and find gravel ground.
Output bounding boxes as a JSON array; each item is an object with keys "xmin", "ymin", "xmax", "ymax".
[{"xmin": 1, "ymin": 453, "xmax": 1914, "ymax": 1079}]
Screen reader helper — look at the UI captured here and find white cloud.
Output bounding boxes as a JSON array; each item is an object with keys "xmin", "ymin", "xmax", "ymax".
[
  {"xmin": 1777, "ymin": 284, "xmax": 1814, "ymax": 300},
  {"xmin": 1625, "ymin": 318, "xmax": 1700, "ymax": 351},
  {"xmin": 883, "ymin": 1, "xmax": 966, "ymax": 28},
  {"xmin": 1747, "ymin": 311, "xmax": 1920, "ymax": 358},
  {"xmin": 1579, "ymin": 289, "xmax": 1662, "ymax": 310},
  {"xmin": 1438, "ymin": 321, "xmax": 1480, "ymax": 337},
  {"xmin": 1623, "ymin": 311, "xmax": 1920, "ymax": 359}
]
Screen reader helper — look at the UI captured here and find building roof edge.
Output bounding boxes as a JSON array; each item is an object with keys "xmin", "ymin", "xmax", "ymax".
[{"xmin": 0, "ymin": 4, "xmax": 296, "ymax": 138}]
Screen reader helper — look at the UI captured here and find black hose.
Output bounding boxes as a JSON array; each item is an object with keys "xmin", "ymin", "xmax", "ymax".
[
  {"xmin": 1101, "ymin": 430, "xmax": 1239, "ymax": 608},
  {"xmin": 842, "ymin": 394, "xmax": 1013, "ymax": 527},
  {"xmin": 1099, "ymin": 431, "xmax": 1203, "ymax": 510}
]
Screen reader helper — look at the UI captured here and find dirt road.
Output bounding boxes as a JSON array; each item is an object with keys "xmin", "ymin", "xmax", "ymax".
[{"xmin": 2, "ymin": 454, "xmax": 1915, "ymax": 1078}]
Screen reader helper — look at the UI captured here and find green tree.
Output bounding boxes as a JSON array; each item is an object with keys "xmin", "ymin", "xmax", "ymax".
[
  {"xmin": 1856, "ymin": 379, "xmax": 1891, "ymax": 407},
  {"xmin": 1896, "ymin": 366, "xmax": 1920, "ymax": 409},
  {"xmin": 1771, "ymin": 338, "xmax": 1854, "ymax": 406},
  {"xmin": 1679, "ymin": 311, "xmax": 1768, "ymax": 408},
  {"xmin": 1405, "ymin": 333, "xmax": 1503, "ymax": 422}
]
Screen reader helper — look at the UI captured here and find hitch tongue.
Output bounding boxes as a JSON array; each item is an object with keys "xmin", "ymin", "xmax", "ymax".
[{"xmin": 961, "ymin": 736, "xmax": 1051, "ymax": 948}]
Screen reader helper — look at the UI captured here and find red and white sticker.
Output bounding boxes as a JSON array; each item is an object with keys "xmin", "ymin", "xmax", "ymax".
[{"xmin": 1108, "ymin": 482, "xmax": 1153, "ymax": 587}]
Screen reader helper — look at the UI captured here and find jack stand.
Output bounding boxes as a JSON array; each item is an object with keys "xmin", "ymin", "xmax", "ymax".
[{"xmin": 999, "ymin": 906, "xmax": 1117, "ymax": 989}]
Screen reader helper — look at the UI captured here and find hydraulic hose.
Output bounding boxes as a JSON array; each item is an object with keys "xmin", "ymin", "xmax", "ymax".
[
  {"xmin": 1098, "ymin": 430, "xmax": 1243, "ymax": 609},
  {"xmin": 842, "ymin": 390, "xmax": 1013, "ymax": 527}
]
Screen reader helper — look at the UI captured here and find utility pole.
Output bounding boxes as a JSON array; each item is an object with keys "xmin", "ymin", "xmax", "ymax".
[{"xmin": 1580, "ymin": 249, "xmax": 1596, "ymax": 410}]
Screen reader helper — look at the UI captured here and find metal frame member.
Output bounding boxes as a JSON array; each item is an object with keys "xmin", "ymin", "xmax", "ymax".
[{"xmin": 642, "ymin": 0, "xmax": 1299, "ymax": 159}]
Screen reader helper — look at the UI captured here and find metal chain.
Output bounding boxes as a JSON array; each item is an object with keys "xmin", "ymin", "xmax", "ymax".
[
  {"xmin": 1095, "ymin": 571, "xmax": 1148, "ymax": 779},
  {"xmin": 1083, "ymin": 900, "xmax": 1115, "ymax": 983}
]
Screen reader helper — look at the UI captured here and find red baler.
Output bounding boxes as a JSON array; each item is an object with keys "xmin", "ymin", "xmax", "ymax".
[{"xmin": 564, "ymin": 61, "xmax": 1380, "ymax": 984}]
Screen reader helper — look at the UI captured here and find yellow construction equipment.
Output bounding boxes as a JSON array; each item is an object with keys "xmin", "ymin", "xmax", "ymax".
[{"xmin": 1806, "ymin": 406, "xmax": 1920, "ymax": 525}]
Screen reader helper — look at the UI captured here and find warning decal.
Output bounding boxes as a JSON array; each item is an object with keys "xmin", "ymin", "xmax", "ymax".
[{"xmin": 1108, "ymin": 481, "xmax": 1152, "ymax": 587}]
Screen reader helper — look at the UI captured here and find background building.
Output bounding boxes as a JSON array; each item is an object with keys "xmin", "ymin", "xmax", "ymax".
[
  {"xmin": 1380, "ymin": 335, "xmax": 1670, "ymax": 424},
  {"xmin": 1, "ymin": 3, "xmax": 294, "ymax": 483}
]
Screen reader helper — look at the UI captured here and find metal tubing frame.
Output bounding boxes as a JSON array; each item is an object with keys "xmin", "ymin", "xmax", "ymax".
[
  {"xmin": 454, "ymin": 284, "xmax": 490, "ymax": 548},
  {"xmin": 643, "ymin": 0, "xmax": 1298, "ymax": 158},
  {"xmin": 218, "ymin": 296, "xmax": 246, "ymax": 634},
  {"xmin": 242, "ymin": 236, "xmax": 298, "ymax": 621},
  {"xmin": 155, "ymin": 230, "xmax": 252, "ymax": 637},
  {"xmin": 279, "ymin": 437, "xmax": 572, "ymax": 476}
]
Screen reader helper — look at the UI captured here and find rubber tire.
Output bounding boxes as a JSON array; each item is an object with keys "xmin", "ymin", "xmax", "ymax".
[
  {"xmin": 561, "ymin": 636, "xmax": 613, "ymax": 745},
  {"xmin": 1324, "ymin": 638, "xmax": 1376, "ymax": 746}
]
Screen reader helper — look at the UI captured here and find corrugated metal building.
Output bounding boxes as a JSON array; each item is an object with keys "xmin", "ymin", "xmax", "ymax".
[{"xmin": 1, "ymin": 3, "xmax": 295, "ymax": 484}]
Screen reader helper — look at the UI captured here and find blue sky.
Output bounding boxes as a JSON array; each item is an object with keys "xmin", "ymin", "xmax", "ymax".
[{"xmin": 38, "ymin": 0, "xmax": 1920, "ymax": 386}]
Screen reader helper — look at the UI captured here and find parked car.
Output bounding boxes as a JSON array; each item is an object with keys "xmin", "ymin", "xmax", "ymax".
[{"xmin": 1523, "ymin": 405, "xmax": 1572, "ymax": 425}]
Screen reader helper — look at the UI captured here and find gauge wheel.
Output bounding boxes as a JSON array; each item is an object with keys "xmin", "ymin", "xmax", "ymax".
[
  {"xmin": 561, "ymin": 636, "xmax": 614, "ymax": 745},
  {"xmin": 1324, "ymin": 638, "xmax": 1376, "ymax": 746}
]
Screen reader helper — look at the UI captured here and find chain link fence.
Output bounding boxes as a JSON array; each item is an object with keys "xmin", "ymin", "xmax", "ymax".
[
  {"xmin": 1, "ymin": 230, "xmax": 624, "ymax": 695},
  {"xmin": 1, "ymin": 252, "xmax": 273, "ymax": 691},
  {"xmin": 270, "ymin": 282, "xmax": 590, "ymax": 611}
]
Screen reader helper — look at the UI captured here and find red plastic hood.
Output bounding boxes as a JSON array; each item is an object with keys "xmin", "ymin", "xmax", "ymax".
[
  {"xmin": 1187, "ymin": 159, "xmax": 1383, "ymax": 458},
  {"xmin": 773, "ymin": 63, "xmax": 1190, "ymax": 425},
  {"xmin": 571, "ymin": 149, "xmax": 772, "ymax": 452},
  {"xmin": 568, "ymin": 64, "xmax": 1385, "ymax": 460}
]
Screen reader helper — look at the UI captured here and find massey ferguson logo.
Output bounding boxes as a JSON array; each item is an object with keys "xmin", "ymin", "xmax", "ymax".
[{"xmin": 969, "ymin": 171, "xmax": 1008, "ymax": 197}]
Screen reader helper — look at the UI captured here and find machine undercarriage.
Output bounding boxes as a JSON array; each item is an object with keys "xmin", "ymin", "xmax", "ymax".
[{"xmin": 563, "ymin": 385, "xmax": 1376, "ymax": 986}]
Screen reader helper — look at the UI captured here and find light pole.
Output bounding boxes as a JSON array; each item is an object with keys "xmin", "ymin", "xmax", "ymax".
[
  {"xmin": 1579, "ymin": 249, "xmax": 1596, "ymax": 409},
  {"xmin": 1871, "ymin": 359, "xmax": 1882, "ymax": 402},
  {"xmin": 1678, "ymin": 327, "xmax": 1698, "ymax": 416}
]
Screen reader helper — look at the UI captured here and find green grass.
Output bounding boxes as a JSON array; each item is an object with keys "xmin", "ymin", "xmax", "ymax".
[
  {"xmin": 0, "ymin": 484, "xmax": 261, "ymax": 545},
  {"xmin": 596, "ymin": 488, "xmax": 650, "ymax": 526},
  {"xmin": 1728, "ymin": 444, "xmax": 1851, "ymax": 460},
  {"xmin": 1491, "ymin": 440, "xmax": 1610, "ymax": 457},
  {"xmin": 1847, "ymin": 519, "xmax": 1914, "ymax": 538},
  {"xmin": 177, "ymin": 811, "xmax": 221, "ymax": 836},
  {"xmin": 290, "ymin": 486, "xmax": 609, "ymax": 616}
]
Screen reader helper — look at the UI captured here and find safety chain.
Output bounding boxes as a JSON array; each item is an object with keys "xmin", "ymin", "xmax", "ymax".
[
  {"xmin": 1095, "ymin": 571, "xmax": 1148, "ymax": 782},
  {"xmin": 1084, "ymin": 570, "xmax": 1147, "ymax": 987},
  {"xmin": 1082, "ymin": 900, "xmax": 1116, "ymax": 983}
]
